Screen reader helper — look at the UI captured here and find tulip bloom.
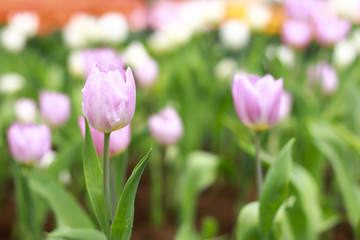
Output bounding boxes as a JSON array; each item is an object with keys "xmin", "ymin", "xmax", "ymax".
[
  {"xmin": 78, "ymin": 117, "xmax": 131, "ymax": 156},
  {"xmin": 281, "ymin": 20, "xmax": 312, "ymax": 49},
  {"xmin": 82, "ymin": 64, "xmax": 136, "ymax": 133},
  {"xmin": 307, "ymin": 62, "xmax": 338, "ymax": 95},
  {"xmin": 232, "ymin": 74, "xmax": 283, "ymax": 131},
  {"xmin": 39, "ymin": 91, "xmax": 71, "ymax": 127},
  {"xmin": 278, "ymin": 91, "xmax": 293, "ymax": 121},
  {"xmin": 14, "ymin": 98, "xmax": 37, "ymax": 123},
  {"xmin": 313, "ymin": 14, "xmax": 351, "ymax": 46},
  {"xmin": 148, "ymin": 107, "xmax": 183, "ymax": 146},
  {"xmin": 134, "ymin": 57, "xmax": 159, "ymax": 88},
  {"xmin": 7, "ymin": 123, "xmax": 51, "ymax": 164}
]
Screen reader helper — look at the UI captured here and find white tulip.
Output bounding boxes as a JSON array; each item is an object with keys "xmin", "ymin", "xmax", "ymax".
[
  {"xmin": 219, "ymin": 19, "xmax": 250, "ymax": 50},
  {"xmin": 0, "ymin": 26, "xmax": 26, "ymax": 52},
  {"xmin": 98, "ymin": 13, "xmax": 129, "ymax": 44},
  {"xmin": 14, "ymin": 98, "xmax": 37, "ymax": 123},
  {"xmin": 0, "ymin": 73, "xmax": 25, "ymax": 94},
  {"xmin": 8, "ymin": 12, "xmax": 39, "ymax": 38},
  {"xmin": 333, "ymin": 39, "xmax": 357, "ymax": 68}
]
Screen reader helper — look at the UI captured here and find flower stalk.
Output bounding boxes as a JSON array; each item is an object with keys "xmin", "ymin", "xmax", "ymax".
[{"xmin": 103, "ymin": 132, "xmax": 113, "ymax": 229}]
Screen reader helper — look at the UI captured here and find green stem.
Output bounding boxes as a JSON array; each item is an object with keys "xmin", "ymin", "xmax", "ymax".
[
  {"xmin": 254, "ymin": 131, "xmax": 263, "ymax": 199},
  {"xmin": 103, "ymin": 133, "xmax": 112, "ymax": 231},
  {"xmin": 13, "ymin": 162, "xmax": 39, "ymax": 240}
]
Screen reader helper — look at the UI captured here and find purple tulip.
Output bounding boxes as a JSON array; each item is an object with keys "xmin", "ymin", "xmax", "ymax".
[
  {"xmin": 313, "ymin": 14, "xmax": 351, "ymax": 46},
  {"xmin": 7, "ymin": 122, "xmax": 51, "ymax": 164},
  {"xmin": 281, "ymin": 20, "xmax": 312, "ymax": 49},
  {"xmin": 134, "ymin": 58, "xmax": 159, "ymax": 88},
  {"xmin": 232, "ymin": 74, "xmax": 283, "ymax": 131},
  {"xmin": 78, "ymin": 117, "xmax": 131, "ymax": 156},
  {"xmin": 82, "ymin": 64, "xmax": 136, "ymax": 133},
  {"xmin": 278, "ymin": 91, "xmax": 293, "ymax": 121},
  {"xmin": 307, "ymin": 62, "xmax": 338, "ymax": 95},
  {"xmin": 82, "ymin": 48, "xmax": 125, "ymax": 77},
  {"xmin": 148, "ymin": 107, "xmax": 183, "ymax": 146},
  {"xmin": 39, "ymin": 91, "xmax": 71, "ymax": 127}
]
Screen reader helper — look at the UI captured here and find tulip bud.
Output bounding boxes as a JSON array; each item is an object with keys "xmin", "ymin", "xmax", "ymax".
[
  {"xmin": 14, "ymin": 98, "xmax": 37, "ymax": 123},
  {"xmin": 134, "ymin": 57, "xmax": 159, "ymax": 89},
  {"xmin": 281, "ymin": 20, "xmax": 312, "ymax": 49},
  {"xmin": 39, "ymin": 91, "xmax": 71, "ymax": 127},
  {"xmin": 78, "ymin": 117, "xmax": 131, "ymax": 156},
  {"xmin": 7, "ymin": 123, "xmax": 51, "ymax": 164},
  {"xmin": 333, "ymin": 39, "xmax": 357, "ymax": 68},
  {"xmin": 313, "ymin": 14, "xmax": 351, "ymax": 46},
  {"xmin": 82, "ymin": 64, "xmax": 136, "ymax": 133},
  {"xmin": 232, "ymin": 74, "xmax": 283, "ymax": 131},
  {"xmin": 148, "ymin": 107, "xmax": 183, "ymax": 146},
  {"xmin": 0, "ymin": 73, "xmax": 25, "ymax": 94},
  {"xmin": 307, "ymin": 62, "xmax": 338, "ymax": 95},
  {"xmin": 8, "ymin": 12, "xmax": 39, "ymax": 38}
]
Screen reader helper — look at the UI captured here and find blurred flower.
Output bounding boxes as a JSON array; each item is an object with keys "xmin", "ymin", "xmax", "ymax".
[
  {"xmin": 7, "ymin": 123, "xmax": 51, "ymax": 164},
  {"xmin": 129, "ymin": 8, "xmax": 147, "ymax": 31},
  {"xmin": 97, "ymin": 12, "xmax": 128, "ymax": 45},
  {"xmin": 134, "ymin": 57, "xmax": 159, "ymax": 89},
  {"xmin": 82, "ymin": 48, "xmax": 124, "ymax": 77},
  {"xmin": 82, "ymin": 64, "xmax": 136, "ymax": 133},
  {"xmin": 58, "ymin": 170, "xmax": 72, "ymax": 186},
  {"xmin": 68, "ymin": 51, "xmax": 85, "ymax": 78},
  {"xmin": 277, "ymin": 45, "xmax": 295, "ymax": 68},
  {"xmin": 123, "ymin": 42, "xmax": 150, "ymax": 67},
  {"xmin": 14, "ymin": 98, "xmax": 37, "ymax": 123},
  {"xmin": 0, "ymin": 73, "xmax": 25, "ymax": 94},
  {"xmin": 281, "ymin": 20, "xmax": 312, "ymax": 49},
  {"xmin": 278, "ymin": 91, "xmax": 293, "ymax": 121},
  {"xmin": 333, "ymin": 39, "xmax": 357, "ymax": 68},
  {"xmin": 215, "ymin": 58, "xmax": 238, "ymax": 81},
  {"xmin": 8, "ymin": 11, "xmax": 39, "ymax": 38},
  {"xmin": 78, "ymin": 116, "xmax": 131, "ymax": 156},
  {"xmin": 307, "ymin": 62, "xmax": 338, "ymax": 95},
  {"xmin": 39, "ymin": 91, "xmax": 71, "ymax": 127},
  {"xmin": 148, "ymin": 107, "xmax": 183, "ymax": 146},
  {"xmin": 0, "ymin": 26, "xmax": 26, "ymax": 52},
  {"xmin": 38, "ymin": 150, "xmax": 56, "ymax": 169},
  {"xmin": 219, "ymin": 19, "xmax": 250, "ymax": 51},
  {"xmin": 313, "ymin": 14, "xmax": 351, "ymax": 46},
  {"xmin": 148, "ymin": 30, "xmax": 174, "ymax": 54},
  {"xmin": 232, "ymin": 74, "xmax": 283, "ymax": 131},
  {"xmin": 284, "ymin": 0, "xmax": 325, "ymax": 20},
  {"xmin": 330, "ymin": 0, "xmax": 360, "ymax": 22},
  {"xmin": 63, "ymin": 13, "xmax": 99, "ymax": 49},
  {"xmin": 245, "ymin": 3, "xmax": 272, "ymax": 31}
]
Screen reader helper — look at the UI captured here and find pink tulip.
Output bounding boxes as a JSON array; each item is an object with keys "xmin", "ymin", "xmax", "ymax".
[
  {"xmin": 278, "ymin": 91, "xmax": 293, "ymax": 121},
  {"xmin": 39, "ymin": 91, "xmax": 71, "ymax": 127},
  {"xmin": 307, "ymin": 62, "xmax": 338, "ymax": 95},
  {"xmin": 82, "ymin": 48, "xmax": 125, "ymax": 77},
  {"xmin": 284, "ymin": 0, "xmax": 325, "ymax": 21},
  {"xmin": 7, "ymin": 122, "xmax": 51, "ymax": 164},
  {"xmin": 281, "ymin": 20, "xmax": 312, "ymax": 49},
  {"xmin": 78, "ymin": 117, "xmax": 131, "ymax": 156},
  {"xmin": 82, "ymin": 64, "xmax": 136, "ymax": 133},
  {"xmin": 313, "ymin": 15, "xmax": 351, "ymax": 46},
  {"xmin": 148, "ymin": 107, "xmax": 183, "ymax": 146},
  {"xmin": 232, "ymin": 74, "xmax": 283, "ymax": 131},
  {"xmin": 134, "ymin": 58, "xmax": 159, "ymax": 88}
]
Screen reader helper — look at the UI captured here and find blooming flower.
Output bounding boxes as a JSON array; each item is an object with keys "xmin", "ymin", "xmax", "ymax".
[
  {"xmin": 82, "ymin": 64, "xmax": 136, "ymax": 133},
  {"xmin": 7, "ymin": 123, "xmax": 51, "ymax": 164},
  {"xmin": 78, "ymin": 117, "xmax": 131, "ymax": 156},
  {"xmin": 14, "ymin": 98, "xmax": 37, "ymax": 123},
  {"xmin": 232, "ymin": 74, "xmax": 283, "ymax": 131},
  {"xmin": 307, "ymin": 62, "xmax": 338, "ymax": 95},
  {"xmin": 39, "ymin": 91, "xmax": 71, "ymax": 127},
  {"xmin": 281, "ymin": 20, "xmax": 312, "ymax": 49},
  {"xmin": 278, "ymin": 91, "xmax": 293, "ymax": 121},
  {"xmin": 148, "ymin": 107, "xmax": 183, "ymax": 146},
  {"xmin": 134, "ymin": 57, "xmax": 159, "ymax": 89}
]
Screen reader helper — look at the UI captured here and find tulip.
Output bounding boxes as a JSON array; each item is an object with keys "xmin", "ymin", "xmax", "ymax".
[
  {"xmin": 313, "ymin": 14, "xmax": 351, "ymax": 46},
  {"xmin": 134, "ymin": 57, "xmax": 159, "ymax": 88},
  {"xmin": 39, "ymin": 91, "xmax": 71, "ymax": 127},
  {"xmin": 97, "ymin": 13, "xmax": 128, "ymax": 45},
  {"xmin": 219, "ymin": 19, "xmax": 250, "ymax": 51},
  {"xmin": 281, "ymin": 20, "xmax": 312, "ymax": 49},
  {"xmin": 284, "ymin": 0, "xmax": 323, "ymax": 20},
  {"xmin": 307, "ymin": 62, "xmax": 338, "ymax": 95},
  {"xmin": 333, "ymin": 39, "xmax": 357, "ymax": 68},
  {"xmin": 7, "ymin": 123, "xmax": 51, "ymax": 164},
  {"xmin": 232, "ymin": 74, "xmax": 283, "ymax": 131},
  {"xmin": 0, "ymin": 73, "xmax": 25, "ymax": 94},
  {"xmin": 78, "ymin": 116, "xmax": 131, "ymax": 156},
  {"xmin": 82, "ymin": 64, "xmax": 136, "ymax": 133},
  {"xmin": 148, "ymin": 107, "xmax": 183, "ymax": 146},
  {"xmin": 8, "ymin": 12, "xmax": 39, "ymax": 38},
  {"xmin": 14, "ymin": 98, "xmax": 37, "ymax": 123}
]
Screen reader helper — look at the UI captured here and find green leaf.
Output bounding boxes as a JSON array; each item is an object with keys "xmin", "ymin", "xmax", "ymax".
[
  {"xmin": 259, "ymin": 139, "xmax": 294, "ymax": 238},
  {"xmin": 236, "ymin": 201, "xmax": 260, "ymax": 240},
  {"xmin": 110, "ymin": 149, "xmax": 152, "ymax": 240},
  {"xmin": 28, "ymin": 171, "xmax": 94, "ymax": 229},
  {"xmin": 84, "ymin": 120, "xmax": 108, "ymax": 236},
  {"xmin": 308, "ymin": 121, "xmax": 360, "ymax": 229},
  {"xmin": 175, "ymin": 224, "xmax": 200, "ymax": 240},
  {"xmin": 201, "ymin": 216, "xmax": 219, "ymax": 239},
  {"xmin": 47, "ymin": 228, "xmax": 106, "ymax": 240}
]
